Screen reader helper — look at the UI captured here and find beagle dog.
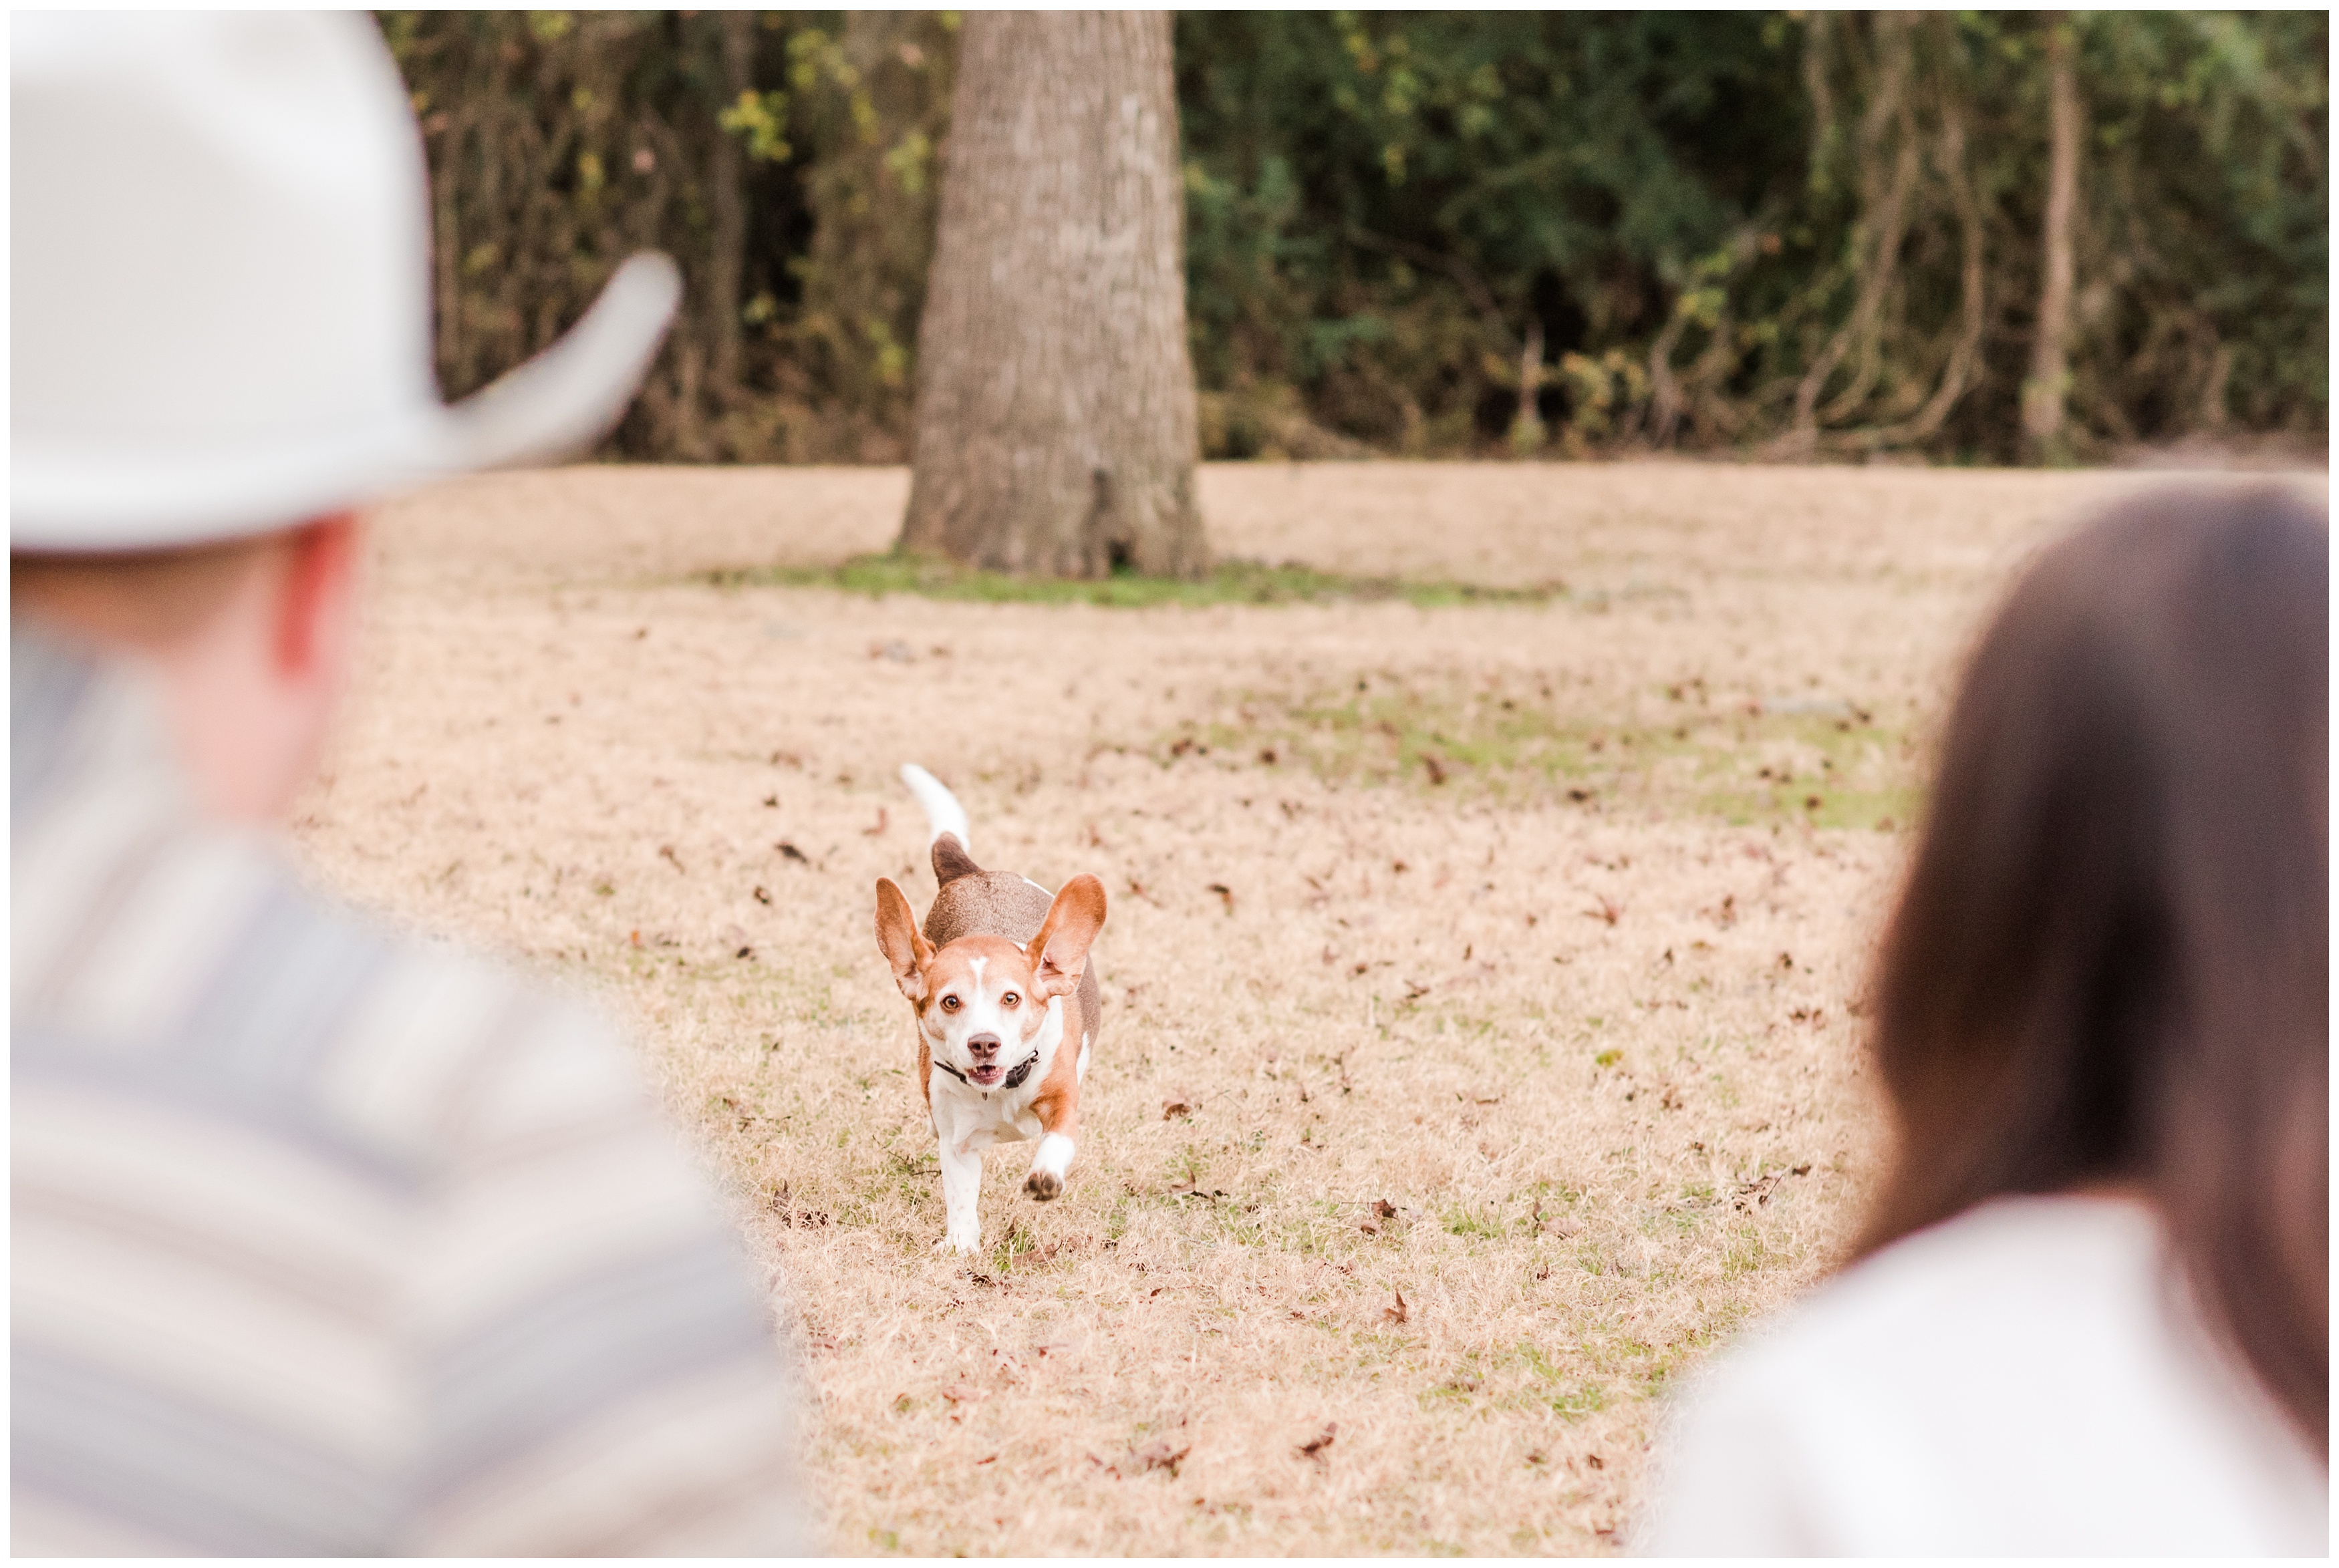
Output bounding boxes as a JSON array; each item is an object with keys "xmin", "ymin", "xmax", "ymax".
[{"xmin": 875, "ymin": 766, "xmax": 1106, "ymax": 1255}]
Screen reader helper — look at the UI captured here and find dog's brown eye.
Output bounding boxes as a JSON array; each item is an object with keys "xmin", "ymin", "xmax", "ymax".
[
  {"xmin": 940, "ymin": 995, "xmax": 960, "ymax": 1011},
  {"xmin": 1000, "ymin": 991, "xmax": 1019, "ymax": 1008}
]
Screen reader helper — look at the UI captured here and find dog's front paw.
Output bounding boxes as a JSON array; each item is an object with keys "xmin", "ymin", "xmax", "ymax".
[
  {"xmin": 1024, "ymin": 1169, "xmax": 1062, "ymax": 1202},
  {"xmin": 935, "ymin": 1229, "xmax": 981, "ymax": 1256}
]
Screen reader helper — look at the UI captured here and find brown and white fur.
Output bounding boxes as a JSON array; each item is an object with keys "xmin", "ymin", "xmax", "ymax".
[{"xmin": 875, "ymin": 765, "xmax": 1106, "ymax": 1255}]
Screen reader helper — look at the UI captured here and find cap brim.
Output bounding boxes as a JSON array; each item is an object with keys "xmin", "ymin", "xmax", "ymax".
[{"xmin": 11, "ymin": 252, "xmax": 681, "ymax": 553}]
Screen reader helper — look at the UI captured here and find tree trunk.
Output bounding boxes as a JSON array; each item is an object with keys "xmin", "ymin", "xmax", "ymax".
[
  {"xmin": 706, "ymin": 12, "xmax": 756, "ymax": 411},
  {"xmin": 2024, "ymin": 15, "xmax": 2080, "ymax": 459},
  {"xmin": 900, "ymin": 11, "xmax": 1206, "ymax": 578}
]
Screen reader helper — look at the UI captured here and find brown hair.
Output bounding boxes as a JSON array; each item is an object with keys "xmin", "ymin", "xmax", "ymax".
[{"xmin": 1859, "ymin": 484, "xmax": 2328, "ymax": 1452}]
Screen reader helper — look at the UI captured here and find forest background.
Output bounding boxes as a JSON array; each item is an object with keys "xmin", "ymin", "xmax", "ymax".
[{"xmin": 384, "ymin": 11, "xmax": 2328, "ymax": 469}]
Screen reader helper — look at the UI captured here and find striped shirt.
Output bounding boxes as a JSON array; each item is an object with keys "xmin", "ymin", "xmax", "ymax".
[{"xmin": 11, "ymin": 629, "xmax": 811, "ymax": 1555}]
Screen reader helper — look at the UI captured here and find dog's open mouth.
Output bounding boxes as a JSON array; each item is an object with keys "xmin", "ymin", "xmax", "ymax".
[{"xmin": 965, "ymin": 1063, "xmax": 1004, "ymax": 1088}]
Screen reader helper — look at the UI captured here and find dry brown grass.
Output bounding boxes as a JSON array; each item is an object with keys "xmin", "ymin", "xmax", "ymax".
[{"xmin": 295, "ymin": 460, "xmax": 2305, "ymax": 1555}]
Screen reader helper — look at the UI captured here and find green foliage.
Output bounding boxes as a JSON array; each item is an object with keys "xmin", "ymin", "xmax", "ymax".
[
  {"xmin": 1176, "ymin": 11, "xmax": 2326, "ymax": 460},
  {"xmin": 1178, "ymin": 12, "xmax": 1808, "ymax": 454},
  {"xmin": 383, "ymin": 9, "xmax": 950, "ymax": 462},
  {"xmin": 718, "ymin": 89, "xmax": 794, "ymax": 164},
  {"xmin": 385, "ymin": 11, "xmax": 2325, "ymax": 465}
]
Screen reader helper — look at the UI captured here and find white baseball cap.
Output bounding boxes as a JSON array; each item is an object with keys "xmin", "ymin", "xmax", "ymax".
[{"xmin": 11, "ymin": 13, "xmax": 682, "ymax": 553}]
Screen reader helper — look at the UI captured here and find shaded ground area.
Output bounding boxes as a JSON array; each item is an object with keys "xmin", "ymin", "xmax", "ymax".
[{"xmin": 300, "ymin": 460, "xmax": 2300, "ymax": 1554}]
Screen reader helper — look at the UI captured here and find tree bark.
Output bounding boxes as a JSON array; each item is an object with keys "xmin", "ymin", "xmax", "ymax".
[
  {"xmin": 900, "ymin": 11, "xmax": 1206, "ymax": 578},
  {"xmin": 1796, "ymin": 13, "xmax": 1919, "ymax": 437},
  {"xmin": 706, "ymin": 12, "xmax": 756, "ymax": 411},
  {"xmin": 2024, "ymin": 14, "xmax": 2080, "ymax": 458}
]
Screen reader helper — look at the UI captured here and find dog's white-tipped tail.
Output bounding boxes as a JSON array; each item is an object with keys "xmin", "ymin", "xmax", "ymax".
[{"xmin": 899, "ymin": 764, "xmax": 971, "ymax": 854}]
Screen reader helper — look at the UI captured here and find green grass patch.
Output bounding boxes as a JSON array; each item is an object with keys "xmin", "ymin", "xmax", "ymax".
[
  {"xmin": 1419, "ymin": 1343, "xmax": 1613, "ymax": 1419},
  {"xmin": 1441, "ymin": 1204, "xmax": 1508, "ymax": 1239},
  {"xmin": 700, "ymin": 552, "xmax": 1563, "ymax": 609},
  {"xmin": 1155, "ymin": 673, "xmax": 1920, "ymax": 828}
]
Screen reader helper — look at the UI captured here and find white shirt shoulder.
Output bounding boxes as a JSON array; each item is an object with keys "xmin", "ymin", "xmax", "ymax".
[{"xmin": 1637, "ymin": 1195, "xmax": 2327, "ymax": 1556}]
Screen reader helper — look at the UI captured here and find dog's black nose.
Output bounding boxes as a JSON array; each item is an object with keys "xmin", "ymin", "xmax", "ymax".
[{"xmin": 966, "ymin": 1032, "xmax": 1001, "ymax": 1060}]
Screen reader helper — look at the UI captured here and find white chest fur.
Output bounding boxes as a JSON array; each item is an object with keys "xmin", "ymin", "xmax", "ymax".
[{"xmin": 924, "ymin": 995, "xmax": 1089, "ymax": 1255}]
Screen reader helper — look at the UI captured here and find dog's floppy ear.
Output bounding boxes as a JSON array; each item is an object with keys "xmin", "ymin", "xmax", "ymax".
[
  {"xmin": 932, "ymin": 832, "xmax": 982, "ymax": 886},
  {"xmin": 1026, "ymin": 874, "xmax": 1107, "ymax": 1000},
  {"xmin": 874, "ymin": 877, "xmax": 936, "ymax": 1003}
]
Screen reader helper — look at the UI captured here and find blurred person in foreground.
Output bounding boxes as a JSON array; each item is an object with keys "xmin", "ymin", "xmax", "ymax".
[
  {"xmin": 12, "ymin": 15, "xmax": 809, "ymax": 1555},
  {"xmin": 1639, "ymin": 486, "xmax": 2328, "ymax": 1554}
]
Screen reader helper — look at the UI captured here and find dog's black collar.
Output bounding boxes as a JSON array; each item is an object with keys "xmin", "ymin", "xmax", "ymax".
[{"xmin": 934, "ymin": 1051, "xmax": 1038, "ymax": 1092}]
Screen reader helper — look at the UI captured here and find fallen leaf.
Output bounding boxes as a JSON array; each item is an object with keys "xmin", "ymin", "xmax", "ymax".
[
  {"xmin": 1206, "ymin": 881, "xmax": 1234, "ymax": 913},
  {"xmin": 777, "ymin": 841, "xmax": 810, "ymax": 864},
  {"xmin": 1372, "ymin": 1199, "xmax": 1399, "ymax": 1220},
  {"xmin": 1298, "ymin": 1422, "xmax": 1339, "ymax": 1460},
  {"xmin": 1383, "ymin": 1287, "xmax": 1409, "ymax": 1325},
  {"xmin": 1125, "ymin": 1439, "xmax": 1191, "ymax": 1477},
  {"xmin": 1161, "ymin": 1098, "xmax": 1194, "ymax": 1120},
  {"xmin": 752, "ymin": 885, "xmax": 773, "ymax": 905}
]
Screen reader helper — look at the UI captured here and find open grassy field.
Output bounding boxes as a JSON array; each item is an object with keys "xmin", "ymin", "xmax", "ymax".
[{"xmin": 293, "ymin": 460, "xmax": 2301, "ymax": 1555}]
